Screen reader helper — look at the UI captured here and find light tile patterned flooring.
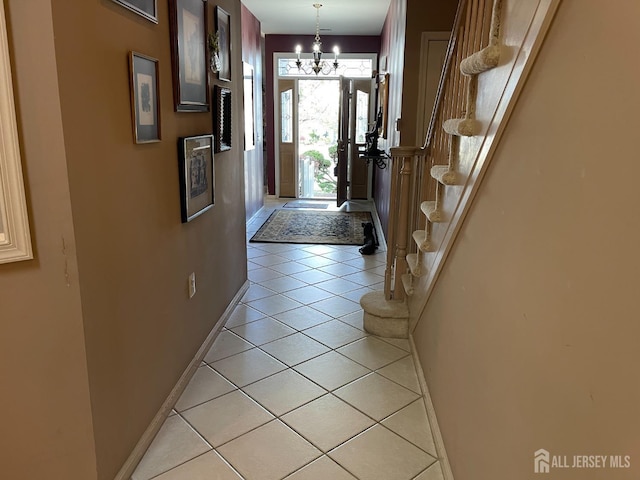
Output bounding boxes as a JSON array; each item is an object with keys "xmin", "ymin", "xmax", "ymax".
[{"xmin": 132, "ymin": 200, "xmax": 443, "ymax": 480}]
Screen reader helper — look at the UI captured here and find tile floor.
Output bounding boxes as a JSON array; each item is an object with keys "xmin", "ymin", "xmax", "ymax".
[{"xmin": 132, "ymin": 200, "xmax": 443, "ymax": 480}]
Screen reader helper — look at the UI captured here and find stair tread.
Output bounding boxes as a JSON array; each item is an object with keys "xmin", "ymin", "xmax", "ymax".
[
  {"xmin": 420, "ymin": 201, "xmax": 445, "ymax": 223},
  {"xmin": 406, "ymin": 253, "xmax": 426, "ymax": 277},
  {"xmin": 460, "ymin": 44, "xmax": 500, "ymax": 75},
  {"xmin": 412, "ymin": 230, "xmax": 435, "ymax": 252},
  {"xmin": 401, "ymin": 273, "xmax": 414, "ymax": 297},
  {"xmin": 431, "ymin": 165, "xmax": 460, "ymax": 186},
  {"xmin": 443, "ymin": 118, "xmax": 478, "ymax": 136},
  {"xmin": 360, "ymin": 291, "xmax": 408, "ymax": 318}
]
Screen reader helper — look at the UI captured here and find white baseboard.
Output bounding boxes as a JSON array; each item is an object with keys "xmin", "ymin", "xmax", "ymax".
[
  {"xmin": 114, "ymin": 280, "xmax": 250, "ymax": 480},
  {"xmin": 369, "ymin": 201, "xmax": 388, "ymax": 253},
  {"xmin": 410, "ymin": 334, "xmax": 454, "ymax": 480}
]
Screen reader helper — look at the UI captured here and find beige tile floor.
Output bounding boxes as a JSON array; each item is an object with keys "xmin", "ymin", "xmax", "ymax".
[{"xmin": 132, "ymin": 200, "xmax": 443, "ymax": 480}]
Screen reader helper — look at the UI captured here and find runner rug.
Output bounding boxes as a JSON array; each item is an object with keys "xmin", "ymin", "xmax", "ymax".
[
  {"xmin": 250, "ymin": 210, "xmax": 375, "ymax": 245},
  {"xmin": 282, "ymin": 201, "xmax": 330, "ymax": 209}
]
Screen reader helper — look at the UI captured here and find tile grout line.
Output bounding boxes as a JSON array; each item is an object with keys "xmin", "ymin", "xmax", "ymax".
[{"xmin": 136, "ymin": 201, "xmax": 434, "ymax": 480}]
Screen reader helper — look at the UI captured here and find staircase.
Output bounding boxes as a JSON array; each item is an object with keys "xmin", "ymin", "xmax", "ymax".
[{"xmin": 361, "ymin": 0, "xmax": 561, "ymax": 337}]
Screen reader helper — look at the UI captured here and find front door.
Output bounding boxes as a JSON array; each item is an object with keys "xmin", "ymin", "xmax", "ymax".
[
  {"xmin": 336, "ymin": 77, "xmax": 350, "ymax": 207},
  {"xmin": 336, "ymin": 77, "xmax": 373, "ymax": 206},
  {"xmin": 350, "ymin": 78, "xmax": 374, "ymax": 200},
  {"xmin": 278, "ymin": 79, "xmax": 296, "ymax": 197}
]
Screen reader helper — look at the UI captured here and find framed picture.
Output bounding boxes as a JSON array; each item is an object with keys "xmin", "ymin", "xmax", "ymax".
[
  {"xmin": 0, "ymin": 3, "xmax": 32, "ymax": 264},
  {"xmin": 243, "ymin": 62, "xmax": 255, "ymax": 151},
  {"xmin": 128, "ymin": 51, "xmax": 161, "ymax": 143},
  {"xmin": 214, "ymin": 86, "xmax": 232, "ymax": 152},
  {"xmin": 112, "ymin": 0, "xmax": 158, "ymax": 23},
  {"xmin": 377, "ymin": 73, "xmax": 390, "ymax": 139},
  {"xmin": 216, "ymin": 6, "xmax": 231, "ymax": 82},
  {"xmin": 178, "ymin": 134, "xmax": 215, "ymax": 222},
  {"xmin": 169, "ymin": 0, "xmax": 209, "ymax": 112}
]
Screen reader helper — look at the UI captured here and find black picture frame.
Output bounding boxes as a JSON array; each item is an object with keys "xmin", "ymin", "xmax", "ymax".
[
  {"xmin": 178, "ymin": 134, "xmax": 215, "ymax": 222},
  {"xmin": 215, "ymin": 6, "xmax": 231, "ymax": 82},
  {"xmin": 169, "ymin": 0, "xmax": 209, "ymax": 112},
  {"xmin": 112, "ymin": 0, "xmax": 158, "ymax": 23},
  {"xmin": 214, "ymin": 86, "xmax": 232, "ymax": 152},
  {"xmin": 128, "ymin": 51, "xmax": 161, "ymax": 143}
]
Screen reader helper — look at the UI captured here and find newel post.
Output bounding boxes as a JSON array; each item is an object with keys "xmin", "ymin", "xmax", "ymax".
[{"xmin": 384, "ymin": 146, "xmax": 417, "ymax": 301}]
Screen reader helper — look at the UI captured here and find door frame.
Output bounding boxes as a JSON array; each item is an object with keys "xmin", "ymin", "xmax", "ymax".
[
  {"xmin": 273, "ymin": 52, "xmax": 377, "ymax": 199},
  {"xmin": 416, "ymin": 31, "xmax": 451, "ymax": 146}
]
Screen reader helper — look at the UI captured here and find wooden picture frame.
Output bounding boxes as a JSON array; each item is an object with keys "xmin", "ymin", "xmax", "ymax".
[
  {"xmin": 169, "ymin": 0, "xmax": 209, "ymax": 112},
  {"xmin": 112, "ymin": 0, "xmax": 158, "ymax": 23},
  {"xmin": 0, "ymin": 0, "xmax": 32, "ymax": 264},
  {"xmin": 215, "ymin": 86, "xmax": 232, "ymax": 152},
  {"xmin": 215, "ymin": 6, "xmax": 231, "ymax": 82},
  {"xmin": 378, "ymin": 73, "xmax": 390, "ymax": 139},
  {"xmin": 243, "ymin": 62, "xmax": 255, "ymax": 151},
  {"xmin": 129, "ymin": 51, "xmax": 161, "ymax": 143},
  {"xmin": 178, "ymin": 134, "xmax": 215, "ymax": 222}
]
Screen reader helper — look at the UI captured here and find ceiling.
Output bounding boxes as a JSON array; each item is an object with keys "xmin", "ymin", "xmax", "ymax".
[{"xmin": 241, "ymin": 0, "xmax": 393, "ymax": 36}]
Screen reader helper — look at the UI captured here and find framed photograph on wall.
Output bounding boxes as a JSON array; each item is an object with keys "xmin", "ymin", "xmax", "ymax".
[
  {"xmin": 216, "ymin": 6, "xmax": 231, "ymax": 82},
  {"xmin": 243, "ymin": 62, "xmax": 255, "ymax": 151},
  {"xmin": 214, "ymin": 86, "xmax": 232, "ymax": 152},
  {"xmin": 178, "ymin": 134, "xmax": 215, "ymax": 222},
  {"xmin": 169, "ymin": 0, "xmax": 209, "ymax": 112},
  {"xmin": 0, "ymin": 2, "xmax": 32, "ymax": 264},
  {"xmin": 128, "ymin": 51, "xmax": 161, "ymax": 143},
  {"xmin": 378, "ymin": 73, "xmax": 390, "ymax": 139},
  {"xmin": 112, "ymin": 0, "xmax": 158, "ymax": 23}
]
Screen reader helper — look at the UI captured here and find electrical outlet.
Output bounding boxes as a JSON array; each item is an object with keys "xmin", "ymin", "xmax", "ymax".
[{"xmin": 188, "ymin": 272, "xmax": 196, "ymax": 298}]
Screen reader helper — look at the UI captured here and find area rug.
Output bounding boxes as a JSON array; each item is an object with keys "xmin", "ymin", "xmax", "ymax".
[
  {"xmin": 250, "ymin": 210, "xmax": 375, "ymax": 245},
  {"xmin": 283, "ymin": 201, "xmax": 330, "ymax": 209}
]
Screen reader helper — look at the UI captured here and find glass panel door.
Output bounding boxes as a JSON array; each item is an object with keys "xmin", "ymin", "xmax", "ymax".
[{"xmin": 278, "ymin": 80, "xmax": 296, "ymax": 197}]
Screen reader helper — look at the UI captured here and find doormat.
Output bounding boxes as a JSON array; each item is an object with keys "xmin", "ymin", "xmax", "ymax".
[
  {"xmin": 250, "ymin": 210, "xmax": 375, "ymax": 245},
  {"xmin": 283, "ymin": 201, "xmax": 330, "ymax": 209}
]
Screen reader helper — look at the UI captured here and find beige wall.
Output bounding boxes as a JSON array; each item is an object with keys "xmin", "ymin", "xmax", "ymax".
[
  {"xmin": 1, "ymin": 0, "xmax": 247, "ymax": 479},
  {"xmin": 414, "ymin": 1, "xmax": 640, "ymax": 478},
  {"xmin": 0, "ymin": 1, "xmax": 97, "ymax": 479}
]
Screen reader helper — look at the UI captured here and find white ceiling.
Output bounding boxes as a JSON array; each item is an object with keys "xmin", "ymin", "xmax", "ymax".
[{"xmin": 241, "ymin": 0, "xmax": 393, "ymax": 36}]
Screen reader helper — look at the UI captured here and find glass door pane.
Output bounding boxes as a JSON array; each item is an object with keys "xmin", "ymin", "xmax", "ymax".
[{"xmin": 281, "ymin": 89, "xmax": 293, "ymax": 143}]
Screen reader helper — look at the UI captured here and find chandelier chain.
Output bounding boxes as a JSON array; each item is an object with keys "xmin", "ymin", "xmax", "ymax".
[
  {"xmin": 314, "ymin": 3, "xmax": 321, "ymax": 43},
  {"xmin": 295, "ymin": 3, "xmax": 339, "ymax": 76}
]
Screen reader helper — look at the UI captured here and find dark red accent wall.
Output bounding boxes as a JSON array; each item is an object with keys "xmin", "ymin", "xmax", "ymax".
[
  {"xmin": 374, "ymin": 0, "xmax": 407, "ymax": 237},
  {"xmin": 241, "ymin": 4, "xmax": 265, "ymax": 220},
  {"xmin": 264, "ymin": 34, "xmax": 381, "ymax": 195}
]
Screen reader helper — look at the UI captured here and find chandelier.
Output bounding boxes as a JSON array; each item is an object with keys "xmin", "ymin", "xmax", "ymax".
[{"xmin": 295, "ymin": 3, "xmax": 339, "ymax": 75}]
